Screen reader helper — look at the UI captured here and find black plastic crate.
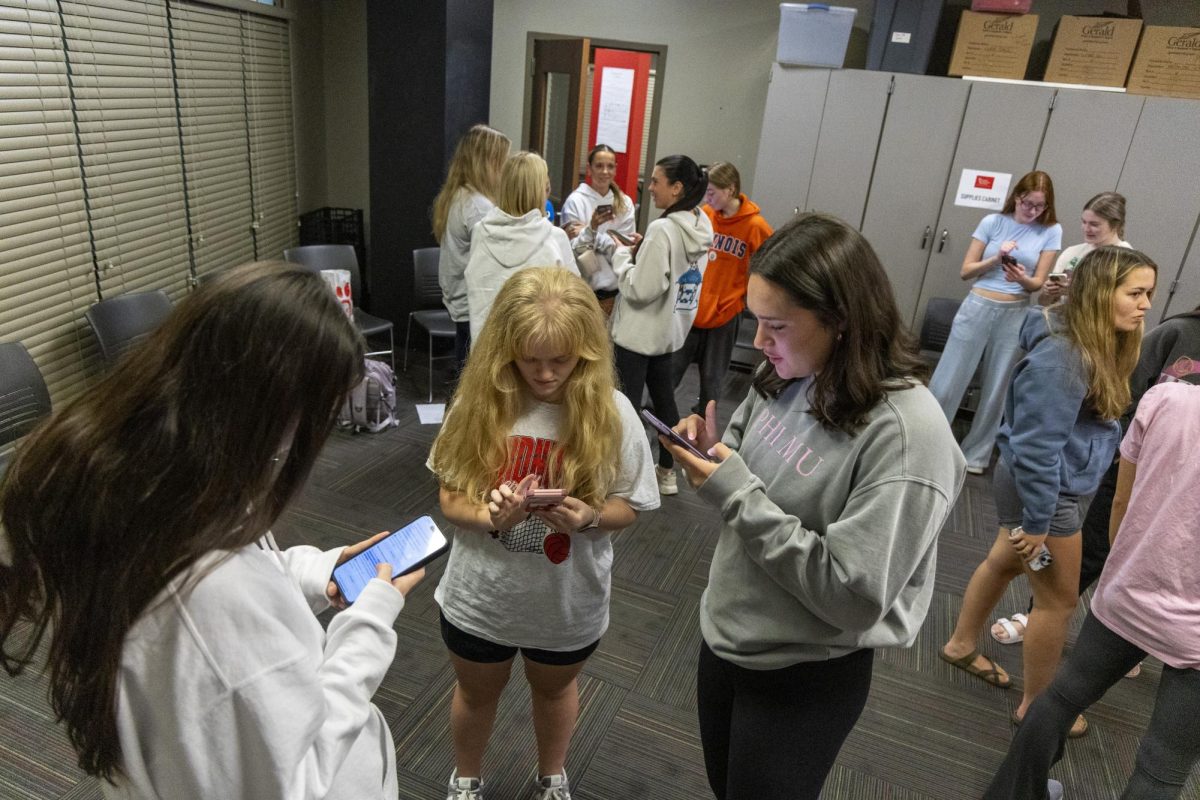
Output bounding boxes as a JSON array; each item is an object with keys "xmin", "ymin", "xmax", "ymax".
[{"xmin": 298, "ymin": 207, "xmax": 367, "ymax": 298}]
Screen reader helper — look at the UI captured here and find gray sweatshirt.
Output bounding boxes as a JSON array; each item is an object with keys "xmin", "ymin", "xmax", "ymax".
[
  {"xmin": 439, "ymin": 189, "xmax": 494, "ymax": 322},
  {"xmin": 698, "ymin": 377, "xmax": 965, "ymax": 669},
  {"xmin": 610, "ymin": 208, "xmax": 713, "ymax": 355}
]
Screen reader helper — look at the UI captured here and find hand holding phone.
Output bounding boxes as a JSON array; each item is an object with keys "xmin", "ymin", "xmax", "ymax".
[
  {"xmin": 331, "ymin": 517, "xmax": 447, "ymax": 604},
  {"xmin": 524, "ymin": 488, "xmax": 566, "ymax": 510},
  {"xmin": 591, "ymin": 204, "xmax": 615, "ymax": 230},
  {"xmin": 641, "ymin": 408, "xmax": 716, "ymax": 463},
  {"xmin": 610, "ymin": 229, "xmax": 638, "ymax": 247},
  {"xmin": 1046, "ymin": 272, "xmax": 1067, "ymax": 285}
]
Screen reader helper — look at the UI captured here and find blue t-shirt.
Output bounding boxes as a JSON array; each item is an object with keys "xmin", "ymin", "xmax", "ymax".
[{"xmin": 971, "ymin": 213, "xmax": 1062, "ymax": 294}]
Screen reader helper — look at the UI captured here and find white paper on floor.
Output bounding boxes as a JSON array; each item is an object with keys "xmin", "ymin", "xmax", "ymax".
[{"xmin": 416, "ymin": 403, "xmax": 445, "ymax": 425}]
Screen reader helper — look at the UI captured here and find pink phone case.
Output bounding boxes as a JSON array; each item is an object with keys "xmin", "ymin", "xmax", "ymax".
[{"xmin": 525, "ymin": 488, "xmax": 565, "ymax": 509}]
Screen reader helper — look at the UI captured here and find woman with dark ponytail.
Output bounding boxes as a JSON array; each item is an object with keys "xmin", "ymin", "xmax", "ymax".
[{"xmin": 610, "ymin": 154, "xmax": 713, "ymax": 496}]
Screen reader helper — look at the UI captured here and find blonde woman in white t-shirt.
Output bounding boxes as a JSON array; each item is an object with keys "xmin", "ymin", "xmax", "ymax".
[{"xmin": 1040, "ymin": 192, "xmax": 1130, "ymax": 306}]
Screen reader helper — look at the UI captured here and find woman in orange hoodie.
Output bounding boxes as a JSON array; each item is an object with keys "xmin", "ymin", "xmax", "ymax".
[{"xmin": 673, "ymin": 162, "xmax": 773, "ymax": 413}]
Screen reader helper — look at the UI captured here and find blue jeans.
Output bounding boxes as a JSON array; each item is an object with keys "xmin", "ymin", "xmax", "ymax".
[
  {"xmin": 928, "ymin": 292, "xmax": 1028, "ymax": 470},
  {"xmin": 984, "ymin": 612, "xmax": 1200, "ymax": 800}
]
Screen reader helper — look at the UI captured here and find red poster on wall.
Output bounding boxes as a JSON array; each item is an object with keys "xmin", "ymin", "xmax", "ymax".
[{"xmin": 588, "ymin": 48, "xmax": 651, "ymax": 199}]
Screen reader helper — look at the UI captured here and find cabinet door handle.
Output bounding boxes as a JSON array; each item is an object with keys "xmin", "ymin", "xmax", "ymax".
[
  {"xmin": 920, "ymin": 226, "xmax": 931, "ymax": 249},
  {"xmin": 937, "ymin": 229, "xmax": 949, "ymax": 253}
]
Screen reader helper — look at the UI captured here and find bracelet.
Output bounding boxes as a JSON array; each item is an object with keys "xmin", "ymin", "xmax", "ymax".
[{"xmin": 579, "ymin": 506, "xmax": 602, "ymax": 532}]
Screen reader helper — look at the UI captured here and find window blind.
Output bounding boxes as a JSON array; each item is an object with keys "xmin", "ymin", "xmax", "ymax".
[
  {"xmin": 61, "ymin": 0, "xmax": 192, "ymax": 300},
  {"xmin": 0, "ymin": 1, "xmax": 98, "ymax": 404},
  {"xmin": 244, "ymin": 12, "xmax": 296, "ymax": 261},
  {"xmin": 170, "ymin": 0, "xmax": 254, "ymax": 279}
]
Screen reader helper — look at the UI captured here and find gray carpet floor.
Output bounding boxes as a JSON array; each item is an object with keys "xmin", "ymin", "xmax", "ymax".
[{"xmin": 2, "ymin": 356, "xmax": 1197, "ymax": 800}]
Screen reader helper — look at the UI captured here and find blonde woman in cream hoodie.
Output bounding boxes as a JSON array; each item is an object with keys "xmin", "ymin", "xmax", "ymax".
[
  {"xmin": 465, "ymin": 151, "xmax": 577, "ymax": 341},
  {"xmin": 611, "ymin": 154, "xmax": 714, "ymax": 495}
]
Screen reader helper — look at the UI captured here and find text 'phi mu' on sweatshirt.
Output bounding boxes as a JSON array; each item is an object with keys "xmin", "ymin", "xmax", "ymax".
[
  {"xmin": 610, "ymin": 208, "xmax": 714, "ymax": 356},
  {"xmin": 464, "ymin": 206, "xmax": 578, "ymax": 340},
  {"xmin": 698, "ymin": 377, "xmax": 965, "ymax": 670},
  {"xmin": 997, "ymin": 308, "xmax": 1121, "ymax": 534}
]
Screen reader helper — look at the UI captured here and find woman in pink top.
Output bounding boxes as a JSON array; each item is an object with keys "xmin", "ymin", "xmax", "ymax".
[{"xmin": 984, "ymin": 381, "xmax": 1200, "ymax": 800}]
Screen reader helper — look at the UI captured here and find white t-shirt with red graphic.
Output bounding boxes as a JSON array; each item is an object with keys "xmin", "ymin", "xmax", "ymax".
[{"xmin": 433, "ymin": 389, "xmax": 659, "ymax": 651}]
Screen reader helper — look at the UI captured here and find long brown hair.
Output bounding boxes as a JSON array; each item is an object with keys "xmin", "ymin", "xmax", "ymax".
[
  {"xmin": 0, "ymin": 262, "xmax": 364, "ymax": 780},
  {"xmin": 1056, "ymin": 245, "xmax": 1156, "ymax": 419},
  {"xmin": 750, "ymin": 213, "xmax": 928, "ymax": 435},
  {"xmin": 1001, "ymin": 170, "xmax": 1057, "ymax": 226}
]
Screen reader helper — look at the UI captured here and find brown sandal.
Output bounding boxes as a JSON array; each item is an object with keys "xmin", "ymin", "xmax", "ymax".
[
  {"xmin": 1012, "ymin": 710, "xmax": 1089, "ymax": 738},
  {"xmin": 939, "ymin": 647, "xmax": 1011, "ymax": 688}
]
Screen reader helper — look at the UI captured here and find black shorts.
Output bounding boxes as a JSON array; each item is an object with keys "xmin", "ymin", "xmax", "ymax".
[{"xmin": 439, "ymin": 611, "xmax": 600, "ymax": 666}]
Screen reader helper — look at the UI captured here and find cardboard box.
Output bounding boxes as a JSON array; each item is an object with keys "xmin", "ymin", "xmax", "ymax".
[
  {"xmin": 1126, "ymin": 26, "xmax": 1200, "ymax": 99},
  {"xmin": 1044, "ymin": 17, "xmax": 1143, "ymax": 87},
  {"xmin": 949, "ymin": 11, "xmax": 1039, "ymax": 79}
]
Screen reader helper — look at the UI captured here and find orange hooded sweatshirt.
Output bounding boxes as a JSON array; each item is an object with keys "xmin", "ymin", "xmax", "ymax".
[{"xmin": 697, "ymin": 195, "xmax": 773, "ymax": 329}]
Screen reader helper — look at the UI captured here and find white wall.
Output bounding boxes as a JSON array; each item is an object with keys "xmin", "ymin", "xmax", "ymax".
[{"xmin": 489, "ymin": 0, "xmax": 875, "ymax": 197}]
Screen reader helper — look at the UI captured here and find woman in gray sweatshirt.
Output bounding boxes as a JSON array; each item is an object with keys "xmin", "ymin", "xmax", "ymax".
[{"xmin": 661, "ymin": 214, "xmax": 965, "ymax": 800}]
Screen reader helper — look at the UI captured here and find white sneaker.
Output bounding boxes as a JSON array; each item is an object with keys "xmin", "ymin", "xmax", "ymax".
[
  {"xmin": 656, "ymin": 466, "xmax": 678, "ymax": 496},
  {"xmin": 535, "ymin": 771, "xmax": 572, "ymax": 800},
  {"xmin": 1047, "ymin": 778, "xmax": 1064, "ymax": 800},
  {"xmin": 447, "ymin": 770, "xmax": 484, "ymax": 800}
]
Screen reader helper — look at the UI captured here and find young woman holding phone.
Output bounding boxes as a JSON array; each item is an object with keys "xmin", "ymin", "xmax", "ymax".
[
  {"xmin": 429, "ymin": 267, "xmax": 658, "ymax": 800},
  {"xmin": 940, "ymin": 246, "xmax": 1157, "ymax": 740},
  {"xmin": 661, "ymin": 213, "xmax": 964, "ymax": 799},
  {"xmin": 609, "ymin": 154, "xmax": 713, "ymax": 496},
  {"xmin": 1039, "ymin": 191, "xmax": 1131, "ymax": 307},
  {"xmin": 929, "ymin": 171, "xmax": 1062, "ymax": 474},
  {"xmin": 560, "ymin": 144, "xmax": 639, "ymax": 315},
  {"xmin": 0, "ymin": 263, "xmax": 423, "ymax": 799}
]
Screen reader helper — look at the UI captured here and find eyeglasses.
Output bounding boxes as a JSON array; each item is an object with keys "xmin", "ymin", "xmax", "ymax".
[{"xmin": 1018, "ymin": 197, "xmax": 1046, "ymax": 213}]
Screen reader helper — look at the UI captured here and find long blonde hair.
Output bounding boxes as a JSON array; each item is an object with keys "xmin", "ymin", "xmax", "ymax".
[
  {"xmin": 431, "ymin": 124, "xmax": 511, "ymax": 240},
  {"xmin": 497, "ymin": 151, "xmax": 549, "ymax": 217},
  {"xmin": 430, "ymin": 268, "xmax": 621, "ymax": 506},
  {"xmin": 1057, "ymin": 245, "xmax": 1156, "ymax": 419}
]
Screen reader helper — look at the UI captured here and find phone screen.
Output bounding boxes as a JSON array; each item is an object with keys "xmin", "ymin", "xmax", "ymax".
[
  {"xmin": 332, "ymin": 516, "xmax": 449, "ymax": 603},
  {"xmin": 640, "ymin": 409, "xmax": 716, "ymax": 463}
]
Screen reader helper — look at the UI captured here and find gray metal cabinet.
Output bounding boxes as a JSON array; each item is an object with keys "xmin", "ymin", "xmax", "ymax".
[
  {"xmin": 805, "ymin": 69, "xmax": 892, "ymax": 227},
  {"xmin": 911, "ymin": 81, "xmax": 1057, "ymax": 328},
  {"xmin": 1035, "ymin": 91, "xmax": 1144, "ymax": 231},
  {"xmin": 1115, "ymin": 96, "xmax": 1200, "ymax": 326},
  {"xmin": 860, "ymin": 73, "xmax": 970, "ymax": 325},
  {"xmin": 750, "ymin": 65, "xmax": 830, "ymax": 230},
  {"xmin": 1163, "ymin": 229, "xmax": 1200, "ymax": 320}
]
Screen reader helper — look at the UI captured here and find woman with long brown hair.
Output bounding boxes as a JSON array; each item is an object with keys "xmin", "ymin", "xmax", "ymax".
[
  {"xmin": 662, "ymin": 213, "xmax": 964, "ymax": 799},
  {"xmin": 940, "ymin": 246, "xmax": 1157, "ymax": 740},
  {"xmin": 0, "ymin": 263, "xmax": 423, "ymax": 799}
]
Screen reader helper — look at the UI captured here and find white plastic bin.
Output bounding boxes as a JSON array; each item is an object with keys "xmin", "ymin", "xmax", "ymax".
[{"xmin": 777, "ymin": 3, "xmax": 858, "ymax": 67}]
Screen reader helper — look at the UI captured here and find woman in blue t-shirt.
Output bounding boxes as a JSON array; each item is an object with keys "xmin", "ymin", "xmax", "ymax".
[{"xmin": 929, "ymin": 171, "xmax": 1062, "ymax": 473}]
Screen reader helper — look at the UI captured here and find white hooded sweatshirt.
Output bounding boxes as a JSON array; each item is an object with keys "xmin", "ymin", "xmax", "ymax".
[
  {"xmin": 560, "ymin": 182, "xmax": 637, "ymax": 292},
  {"xmin": 610, "ymin": 208, "xmax": 714, "ymax": 356},
  {"xmin": 103, "ymin": 534, "xmax": 406, "ymax": 800},
  {"xmin": 465, "ymin": 207, "xmax": 578, "ymax": 340}
]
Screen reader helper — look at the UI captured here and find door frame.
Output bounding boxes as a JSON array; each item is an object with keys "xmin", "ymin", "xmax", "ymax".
[{"xmin": 521, "ymin": 32, "xmax": 668, "ymax": 230}]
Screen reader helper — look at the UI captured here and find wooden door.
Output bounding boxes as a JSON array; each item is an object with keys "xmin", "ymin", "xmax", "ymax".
[{"xmin": 529, "ymin": 37, "xmax": 589, "ymax": 206}]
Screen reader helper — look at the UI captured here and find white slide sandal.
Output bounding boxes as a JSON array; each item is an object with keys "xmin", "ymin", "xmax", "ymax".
[{"xmin": 990, "ymin": 613, "xmax": 1028, "ymax": 645}]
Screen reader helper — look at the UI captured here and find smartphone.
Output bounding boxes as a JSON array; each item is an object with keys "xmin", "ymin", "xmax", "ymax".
[
  {"xmin": 1000, "ymin": 253, "xmax": 1018, "ymax": 267},
  {"xmin": 524, "ymin": 488, "xmax": 566, "ymax": 510},
  {"xmin": 1046, "ymin": 272, "xmax": 1068, "ymax": 285},
  {"xmin": 640, "ymin": 408, "xmax": 716, "ymax": 463},
  {"xmin": 609, "ymin": 229, "xmax": 636, "ymax": 246},
  {"xmin": 596, "ymin": 203, "xmax": 613, "ymax": 216},
  {"xmin": 332, "ymin": 516, "xmax": 449, "ymax": 603}
]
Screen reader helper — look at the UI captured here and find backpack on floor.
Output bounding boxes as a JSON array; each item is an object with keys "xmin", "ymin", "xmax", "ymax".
[{"xmin": 339, "ymin": 359, "xmax": 399, "ymax": 433}]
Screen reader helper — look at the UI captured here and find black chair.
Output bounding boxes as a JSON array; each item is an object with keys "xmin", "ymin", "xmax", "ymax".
[
  {"xmin": 283, "ymin": 244, "xmax": 395, "ymax": 373},
  {"xmin": 0, "ymin": 342, "xmax": 52, "ymax": 479},
  {"xmin": 729, "ymin": 309, "xmax": 765, "ymax": 373},
  {"xmin": 404, "ymin": 247, "xmax": 456, "ymax": 402},
  {"xmin": 85, "ymin": 289, "xmax": 174, "ymax": 366}
]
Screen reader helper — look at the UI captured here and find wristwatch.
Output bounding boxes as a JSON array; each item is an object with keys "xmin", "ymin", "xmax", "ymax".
[{"xmin": 579, "ymin": 507, "xmax": 602, "ymax": 532}]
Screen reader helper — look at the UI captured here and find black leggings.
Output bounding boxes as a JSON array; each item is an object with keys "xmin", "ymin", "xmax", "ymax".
[
  {"xmin": 614, "ymin": 343, "xmax": 679, "ymax": 469},
  {"xmin": 697, "ymin": 641, "xmax": 874, "ymax": 800}
]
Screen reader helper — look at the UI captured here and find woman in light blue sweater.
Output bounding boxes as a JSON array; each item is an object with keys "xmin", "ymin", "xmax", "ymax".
[{"xmin": 662, "ymin": 214, "xmax": 965, "ymax": 800}]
